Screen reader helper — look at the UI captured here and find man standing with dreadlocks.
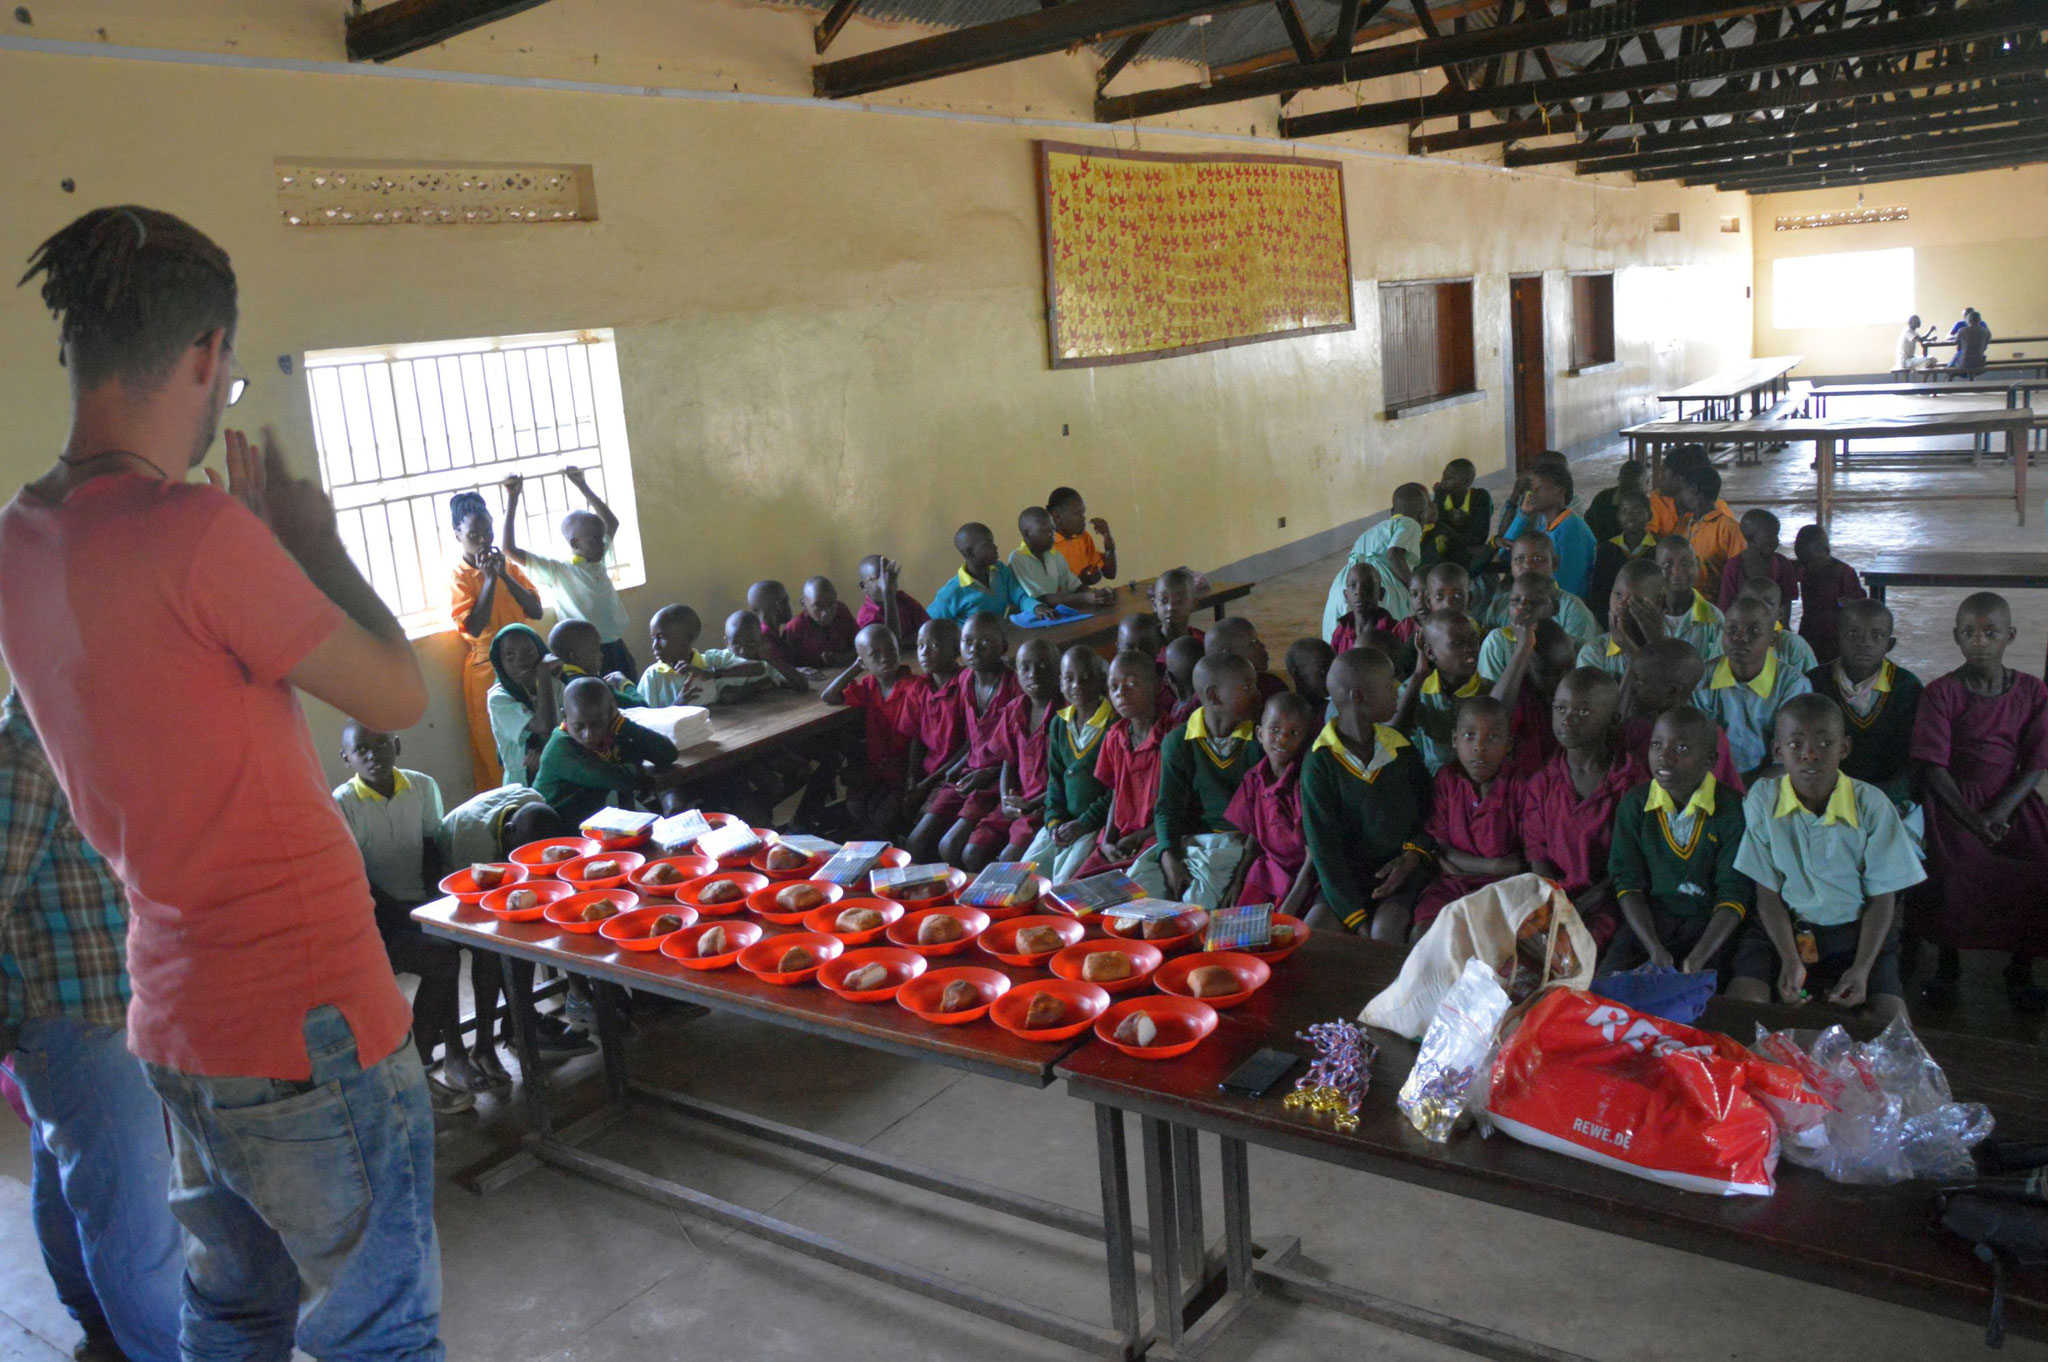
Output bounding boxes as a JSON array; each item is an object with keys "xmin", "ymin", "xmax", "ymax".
[{"xmin": 0, "ymin": 207, "xmax": 442, "ymax": 1358}]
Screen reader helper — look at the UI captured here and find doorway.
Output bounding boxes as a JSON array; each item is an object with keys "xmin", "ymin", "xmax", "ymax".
[{"xmin": 1508, "ymin": 275, "xmax": 1548, "ymax": 473}]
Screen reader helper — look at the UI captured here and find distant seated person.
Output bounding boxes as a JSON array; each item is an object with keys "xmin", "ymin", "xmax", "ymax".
[
  {"xmin": 1286, "ymin": 637, "xmax": 1336, "ymax": 714},
  {"xmin": 930, "ymin": 522, "xmax": 1050, "ymax": 623},
  {"xmin": 1330, "ymin": 560, "xmax": 1398, "ymax": 654},
  {"xmin": 1394, "ymin": 608, "xmax": 1487, "ymax": 774},
  {"xmin": 547, "ymin": 618, "xmax": 644, "ymax": 707},
  {"xmin": 1152, "ymin": 567, "xmax": 1203, "ymax": 651},
  {"xmin": 1951, "ymin": 307, "xmax": 1991, "ymax": 375},
  {"xmin": 642, "ymin": 605, "xmax": 772, "ymax": 708},
  {"xmin": 535, "ymin": 676, "xmax": 682, "ymax": 825},
  {"xmin": 1163, "ymin": 634, "xmax": 1204, "ymax": 724},
  {"xmin": 1009, "ymin": 506, "xmax": 1115, "ymax": 613},
  {"xmin": 1497, "ymin": 457, "xmax": 1596, "ymax": 601},
  {"xmin": 1583, "ymin": 459, "xmax": 1647, "ymax": 544},
  {"xmin": 1205, "ymin": 615, "xmax": 1288, "ymax": 701},
  {"xmin": 1605, "ymin": 705, "xmax": 1751, "ymax": 978},
  {"xmin": 1717, "ymin": 509, "xmax": 1799, "ymax": 615},
  {"xmin": 1425, "ymin": 458, "xmax": 1493, "ymax": 572},
  {"xmin": 1728, "ymin": 696, "xmax": 1926, "ymax": 1026},
  {"xmin": 1654, "ymin": 535, "xmax": 1725, "ymax": 654},
  {"xmin": 1895, "ymin": 313, "xmax": 1937, "ymax": 374},
  {"xmin": 1618, "ymin": 638, "xmax": 1744, "ymax": 791},
  {"xmin": 746, "ymin": 580, "xmax": 797, "ymax": 668},
  {"xmin": 1481, "ymin": 531, "xmax": 1600, "ymax": 645},
  {"xmin": 1586, "ymin": 486, "xmax": 1655, "ymax": 624},
  {"xmin": 331, "ymin": 724, "xmax": 476, "ymax": 1113},
  {"xmin": 1674, "ymin": 464, "xmax": 1745, "ymax": 595},
  {"xmin": 856, "ymin": 554, "xmax": 929, "ymax": 652},
  {"xmin": 1321, "ymin": 482, "xmax": 1430, "ymax": 637},
  {"xmin": 1791, "ymin": 524, "xmax": 1866, "ymax": 666},
  {"xmin": 502, "ymin": 467, "xmax": 635, "ymax": 675},
  {"xmin": 703, "ymin": 609, "xmax": 808, "ymax": 699},
  {"xmin": 784, "ymin": 576, "xmax": 858, "ymax": 669},
  {"xmin": 1047, "ymin": 485, "xmax": 1118, "ymax": 584}
]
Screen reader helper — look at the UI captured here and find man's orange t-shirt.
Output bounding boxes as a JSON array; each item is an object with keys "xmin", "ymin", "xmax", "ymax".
[{"xmin": 0, "ymin": 473, "xmax": 411, "ymax": 1079}]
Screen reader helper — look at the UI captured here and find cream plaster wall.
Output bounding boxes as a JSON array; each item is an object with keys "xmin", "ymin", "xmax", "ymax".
[{"xmin": 0, "ymin": 1, "xmax": 1751, "ymax": 797}]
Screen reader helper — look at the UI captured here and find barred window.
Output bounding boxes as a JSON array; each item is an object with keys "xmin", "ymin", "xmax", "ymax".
[{"xmin": 304, "ymin": 328, "xmax": 644, "ymax": 639}]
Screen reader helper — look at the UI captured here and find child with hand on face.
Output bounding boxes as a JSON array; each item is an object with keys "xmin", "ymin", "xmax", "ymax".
[
  {"xmin": 1654, "ymin": 535, "xmax": 1725, "ymax": 654},
  {"xmin": 1286, "ymin": 638, "xmax": 1337, "ymax": 715},
  {"xmin": 1619, "ymin": 638, "xmax": 1744, "ymax": 792},
  {"xmin": 1693, "ymin": 595, "xmax": 1813, "ymax": 780},
  {"xmin": 1394, "ymin": 609, "xmax": 1487, "ymax": 774},
  {"xmin": 1139, "ymin": 653, "xmax": 1265, "ymax": 909},
  {"xmin": 822, "ymin": 622, "xmax": 918, "ymax": 839},
  {"xmin": 1010, "ymin": 507, "xmax": 1116, "ymax": 612},
  {"xmin": 1606, "ymin": 705, "xmax": 1751, "ymax": 977},
  {"xmin": 1047, "ymin": 486, "xmax": 1118, "ymax": 585},
  {"xmin": 1477, "ymin": 573, "xmax": 1560, "ymax": 681},
  {"xmin": 1806, "ymin": 599, "xmax": 1921, "ymax": 805},
  {"xmin": 856, "ymin": 554, "xmax": 930, "ymax": 652},
  {"xmin": 502, "ymin": 468, "xmax": 635, "ymax": 675},
  {"xmin": 1730, "ymin": 696, "xmax": 1925, "ymax": 1026},
  {"xmin": 1321, "ymin": 482, "xmax": 1433, "ymax": 638},
  {"xmin": 486, "ymin": 622, "xmax": 556, "ymax": 787},
  {"xmin": 1392, "ymin": 563, "xmax": 1473, "ymax": 651},
  {"xmin": 1481, "ymin": 532, "xmax": 1600, "ymax": 646},
  {"xmin": 961, "ymin": 639, "xmax": 1063, "ymax": 871},
  {"xmin": 641, "ymin": 605, "xmax": 780, "ymax": 709},
  {"xmin": 1911, "ymin": 593, "xmax": 2048, "ymax": 1011},
  {"xmin": 1518, "ymin": 667, "xmax": 1644, "ymax": 947},
  {"xmin": 1017, "ymin": 646, "xmax": 1115, "ymax": 882},
  {"xmin": 1584, "ymin": 460, "xmax": 1648, "ymax": 545},
  {"xmin": 1411, "ymin": 695, "xmax": 1524, "ymax": 933},
  {"xmin": 1579, "ymin": 558, "xmax": 1670, "ymax": 678},
  {"xmin": 1074, "ymin": 650, "xmax": 1174, "ymax": 876},
  {"xmin": 708, "ymin": 610, "xmax": 810, "ymax": 696},
  {"xmin": 907, "ymin": 611, "xmax": 1021, "ymax": 866},
  {"xmin": 783, "ymin": 576, "xmax": 859, "ymax": 669},
  {"xmin": 1330, "ymin": 561, "xmax": 1399, "ymax": 655},
  {"xmin": 1717, "ymin": 509, "xmax": 1799, "ymax": 616},
  {"xmin": 1490, "ymin": 615, "xmax": 1579, "ymax": 778},
  {"xmin": 1302, "ymin": 648, "xmax": 1432, "ymax": 940},
  {"xmin": 1792, "ymin": 524, "xmax": 1866, "ymax": 666},
  {"xmin": 534, "ymin": 676, "xmax": 682, "ymax": 827},
  {"xmin": 1224, "ymin": 691, "xmax": 1319, "ymax": 912}
]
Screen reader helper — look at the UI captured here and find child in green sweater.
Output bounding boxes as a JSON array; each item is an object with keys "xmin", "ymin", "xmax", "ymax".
[
  {"xmin": 1134, "ymin": 653, "xmax": 1264, "ymax": 909},
  {"xmin": 1303, "ymin": 648, "xmax": 1433, "ymax": 940}
]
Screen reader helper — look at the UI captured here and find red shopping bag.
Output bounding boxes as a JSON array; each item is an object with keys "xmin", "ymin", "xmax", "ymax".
[{"xmin": 1485, "ymin": 989, "xmax": 1817, "ymax": 1196}]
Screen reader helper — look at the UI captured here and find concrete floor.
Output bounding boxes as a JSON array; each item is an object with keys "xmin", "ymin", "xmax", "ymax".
[{"xmin": 5, "ymin": 404, "xmax": 2046, "ymax": 1362}]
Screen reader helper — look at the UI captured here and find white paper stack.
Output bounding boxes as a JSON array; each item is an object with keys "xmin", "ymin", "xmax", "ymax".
[{"xmin": 622, "ymin": 706, "xmax": 712, "ymax": 751}]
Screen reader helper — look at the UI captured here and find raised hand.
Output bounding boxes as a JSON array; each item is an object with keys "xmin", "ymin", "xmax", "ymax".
[{"xmin": 209, "ymin": 428, "xmax": 339, "ymax": 564}]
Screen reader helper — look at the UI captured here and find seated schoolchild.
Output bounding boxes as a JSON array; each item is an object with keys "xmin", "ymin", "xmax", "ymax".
[
  {"xmin": 1412, "ymin": 694, "xmax": 1524, "ymax": 932},
  {"xmin": 1330, "ymin": 560, "xmax": 1400, "ymax": 654},
  {"xmin": 1577, "ymin": 558, "xmax": 1670, "ymax": 678},
  {"xmin": 1583, "ymin": 459, "xmax": 1647, "ymax": 544},
  {"xmin": 1586, "ymin": 487, "xmax": 1656, "ymax": 629},
  {"xmin": 856, "ymin": 554, "xmax": 931, "ymax": 652},
  {"xmin": 1673, "ymin": 463, "xmax": 1747, "ymax": 595},
  {"xmin": 1302, "ymin": 648, "xmax": 1432, "ymax": 940},
  {"xmin": 1393, "ymin": 609, "xmax": 1487, "ymax": 773},
  {"xmin": 1009, "ymin": 507, "xmax": 1116, "ymax": 612},
  {"xmin": 1477, "ymin": 573, "xmax": 1562, "ymax": 681},
  {"xmin": 1693, "ymin": 595, "xmax": 1813, "ymax": 780},
  {"xmin": 642, "ymin": 605, "xmax": 781, "ymax": 708},
  {"xmin": 1047, "ymin": 485, "xmax": 1118, "ymax": 584},
  {"xmin": 1806, "ymin": 599, "xmax": 1921, "ymax": 806},
  {"xmin": 1495, "ymin": 459, "xmax": 1597, "ymax": 601},
  {"xmin": 534, "ymin": 677, "xmax": 682, "ymax": 826},
  {"xmin": 1391, "ymin": 563, "xmax": 1474, "ymax": 651},
  {"xmin": 703, "ymin": 610, "xmax": 808, "ymax": 693},
  {"xmin": 486, "ymin": 622, "xmax": 555, "ymax": 787},
  {"xmin": 1320, "ymin": 482, "xmax": 1432, "ymax": 637},
  {"xmin": 502, "ymin": 467, "xmax": 636, "ymax": 676},
  {"xmin": 746, "ymin": 580, "xmax": 798, "ymax": 669},
  {"xmin": 1120, "ymin": 612, "xmax": 1166, "ymax": 663},
  {"xmin": 1136, "ymin": 653, "xmax": 1265, "ymax": 910},
  {"xmin": 1518, "ymin": 667, "xmax": 1645, "ymax": 945},
  {"xmin": 1425, "ymin": 457, "xmax": 1493, "ymax": 572},
  {"xmin": 1728, "ymin": 695, "xmax": 1926, "ymax": 1026},
  {"xmin": 1073, "ymin": 649, "xmax": 1173, "ymax": 876},
  {"xmin": 1618, "ymin": 638, "xmax": 1744, "ymax": 791},
  {"xmin": 783, "ymin": 576, "xmax": 860, "ymax": 669},
  {"xmin": 899, "ymin": 617, "xmax": 968, "ymax": 817},
  {"xmin": 1791, "ymin": 524, "xmax": 1866, "ymax": 666},
  {"xmin": 1018, "ymin": 646, "xmax": 1115, "ymax": 883},
  {"xmin": 1285, "ymin": 637, "xmax": 1336, "ymax": 714},
  {"xmin": 1489, "ymin": 617, "xmax": 1580, "ymax": 778},
  {"xmin": 1717, "ymin": 509, "xmax": 1801, "ymax": 616},
  {"xmin": 906, "ymin": 611, "xmax": 1021, "ymax": 865},
  {"xmin": 1225, "ymin": 691, "xmax": 1318, "ymax": 911},
  {"xmin": 929, "ymin": 524, "xmax": 1050, "ymax": 624},
  {"xmin": 548, "ymin": 618, "xmax": 645, "ymax": 706},
  {"xmin": 959, "ymin": 638, "xmax": 1063, "ymax": 870},
  {"xmin": 1605, "ymin": 705, "xmax": 1751, "ymax": 977},
  {"xmin": 1163, "ymin": 635, "xmax": 1205, "ymax": 725},
  {"xmin": 821, "ymin": 623, "xmax": 918, "ymax": 838},
  {"xmin": 1479, "ymin": 531, "xmax": 1600, "ymax": 646},
  {"xmin": 1152, "ymin": 567, "xmax": 1203, "ymax": 650},
  {"xmin": 1206, "ymin": 615, "xmax": 1289, "ymax": 700},
  {"xmin": 332, "ymin": 723, "xmax": 474, "ymax": 1112},
  {"xmin": 1736, "ymin": 578, "xmax": 1819, "ymax": 674},
  {"xmin": 1653, "ymin": 535, "xmax": 1725, "ymax": 655}
]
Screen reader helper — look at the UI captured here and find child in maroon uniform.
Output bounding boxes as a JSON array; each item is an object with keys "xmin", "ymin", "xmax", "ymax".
[
  {"xmin": 1152, "ymin": 568, "xmax": 1203, "ymax": 651},
  {"xmin": 899, "ymin": 617, "xmax": 966, "ymax": 824},
  {"xmin": 1912, "ymin": 593, "xmax": 2048, "ymax": 1010},
  {"xmin": 1163, "ymin": 636, "xmax": 1204, "ymax": 725},
  {"xmin": 1392, "ymin": 563, "xmax": 1474, "ymax": 652},
  {"xmin": 855, "ymin": 554, "xmax": 930, "ymax": 653},
  {"xmin": 1075, "ymin": 650, "xmax": 1173, "ymax": 876},
  {"xmin": 1414, "ymin": 694, "xmax": 1524, "ymax": 929},
  {"xmin": 1489, "ymin": 617, "xmax": 1579, "ymax": 779},
  {"xmin": 782, "ymin": 576, "xmax": 859, "ymax": 669},
  {"xmin": 907, "ymin": 611, "xmax": 1020, "ymax": 865},
  {"xmin": 1225, "ymin": 691, "xmax": 1317, "ymax": 909},
  {"xmin": 1206, "ymin": 616, "xmax": 1288, "ymax": 701},
  {"xmin": 821, "ymin": 623, "xmax": 916, "ymax": 837},
  {"xmin": 964, "ymin": 638, "xmax": 1061, "ymax": 870},
  {"xmin": 1791, "ymin": 524, "xmax": 1866, "ymax": 665},
  {"xmin": 1518, "ymin": 667, "xmax": 1644, "ymax": 947},
  {"xmin": 1286, "ymin": 638, "xmax": 1336, "ymax": 714},
  {"xmin": 1330, "ymin": 561, "xmax": 1398, "ymax": 654},
  {"xmin": 1717, "ymin": 510, "xmax": 1800, "ymax": 620}
]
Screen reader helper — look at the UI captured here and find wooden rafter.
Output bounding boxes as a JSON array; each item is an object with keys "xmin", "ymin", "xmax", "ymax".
[{"xmin": 344, "ymin": 0, "xmax": 551, "ymax": 62}]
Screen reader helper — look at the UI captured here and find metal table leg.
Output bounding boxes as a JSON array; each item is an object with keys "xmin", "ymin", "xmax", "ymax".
[
  {"xmin": 1139, "ymin": 1116, "xmax": 1185, "ymax": 1355},
  {"xmin": 1171, "ymin": 1125, "xmax": 1205, "ymax": 1293},
  {"xmin": 1219, "ymin": 1137, "xmax": 1253, "ymax": 1296},
  {"xmin": 1094, "ymin": 1105, "xmax": 1142, "ymax": 1352},
  {"xmin": 591, "ymin": 980, "xmax": 630, "ymax": 1103}
]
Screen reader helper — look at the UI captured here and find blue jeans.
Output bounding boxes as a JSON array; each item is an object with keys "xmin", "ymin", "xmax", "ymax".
[
  {"xmin": 11, "ymin": 1018, "xmax": 184, "ymax": 1362},
  {"xmin": 143, "ymin": 1005, "xmax": 444, "ymax": 1361}
]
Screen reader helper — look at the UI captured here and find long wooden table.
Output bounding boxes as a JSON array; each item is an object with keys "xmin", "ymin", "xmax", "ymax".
[
  {"xmin": 1030, "ymin": 577, "xmax": 1253, "ymax": 656},
  {"xmin": 1622, "ymin": 408, "xmax": 2035, "ymax": 528},
  {"xmin": 414, "ymin": 896, "xmax": 1147, "ymax": 1358},
  {"xmin": 1657, "ymin": 356, "xmax": 1803, "ymax": 422},
  {"xmin": 1807, "ymin": 379, "xmax": 2045, "ymax": 417},
  {"xmin": 1057, "ymin": 933, "xmax": 2048, "ymax": 1359},
  {"xmin": 1861, "ymin": 551, "xmax": 2048, "ymax": 604}
]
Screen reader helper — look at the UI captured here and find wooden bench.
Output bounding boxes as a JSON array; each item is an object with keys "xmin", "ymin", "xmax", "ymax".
[{"xmin": 1656, "ymin": 355, "xmax": 1803, "ymax": 424}]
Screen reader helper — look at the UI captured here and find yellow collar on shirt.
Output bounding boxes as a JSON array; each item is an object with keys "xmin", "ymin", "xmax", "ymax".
[
  {"xmin": 1311, "ymin": 720, "xmax": 1408, "ymax": 779},
  {"xmin": 1441, "ymin": 489, "xmax": 1471, "ymax": 513},
  {"xmin": 1836, "ymin": 660, "xmax": 1894, "ymax": 695},
  {"xmin": 1646, "ymin": 773, "xmax": 1718, "ymax": 818},
  {"xmin": 570, "ymin": 554, "xmax": 590, "ymax": 566},
  {"xmin": 1689, "ymin": 591, "xmax": 1716, "ymax": 623},
  {"xmin": 1604, "ymin": 636, "xmax": 1623, "ymax": 657},
  {"xmin": 1015, "ymin": 541, "xmax": 1053, "ymax": 564},
  {"xmin": 1708, "ymin": 649, "xmax": 1779, "ymax": 698},
  {"xmin": 1059, "ymin": 698, "xmax": 1114, "ymax": 728},
  {"xmin": 1421, "ymin": 670, "xmax": 1485, "ymax": 697},
  {"xmin": 652, "ymin": 654, "xmax": 709, "ymax": 674},
  {"xmin": 349, "ymin": 771, "xmax": 412, "ymax": 803},
  {"xmin": 954, "ymin": 565, "xmax": 990, "ymax": 589},
  {"xmin": 1609, "ymin": 533, "xmax": 1655, "ymax": 554},
  {"xmin": 1185, "ymin": 707, "xmax": 1255, "ymax": 742},
  {"xmin": 1773, "ymin": 772, "xmax": 1860, "ymax": 827}
]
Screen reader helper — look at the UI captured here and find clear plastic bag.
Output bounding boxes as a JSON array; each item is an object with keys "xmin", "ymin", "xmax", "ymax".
[
  {"xmin": 1399, "ymin": 957, "xmax": 1511, "ymax": 1142},
  {"xmin": 1753, "ymin": 1017, "xmax": 1994, "ymax": 1185}
]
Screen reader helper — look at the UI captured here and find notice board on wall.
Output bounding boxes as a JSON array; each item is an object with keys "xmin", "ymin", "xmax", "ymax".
[{"xmin": 1038, "ymin": 141, "xmax": 1355, "ymax": 369}]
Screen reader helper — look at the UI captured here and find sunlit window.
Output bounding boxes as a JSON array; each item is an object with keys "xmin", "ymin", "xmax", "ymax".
[{"xmin": 1772, "ymin": 248, "xmax": 1915, "ymax": 329}]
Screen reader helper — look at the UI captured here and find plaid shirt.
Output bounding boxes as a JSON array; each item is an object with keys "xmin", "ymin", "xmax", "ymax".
[{"xmin": 0, "ymin": 694, "xmax": 130, "ymax": 1028}]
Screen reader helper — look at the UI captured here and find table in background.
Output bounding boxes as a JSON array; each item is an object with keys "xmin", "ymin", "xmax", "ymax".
[
  {"xmin": 413, "ymin": 897, "xmax": 1147, "ymax": 1359},
  {"xmin": 1861, "ymin": 551, "xmax": 2048, "ymax": 604},
  {"xmin": 1029, "ymin": 578, "xmax": 1253, "ymax": 657},
  {"xmin": 668, "ymin": 684, "xmax": 858, "ymax": 781},
  {"xmin": 1656, "ymin": 355, "xmax": 1803, "ymax": 422},
  {"xmin": 1622, "ymin": 408, "xmax": 2035, "ymax": 529},
  {"xmin": 1057, "ymin": 933, "xmax": 2048, "ymax": 1360}
]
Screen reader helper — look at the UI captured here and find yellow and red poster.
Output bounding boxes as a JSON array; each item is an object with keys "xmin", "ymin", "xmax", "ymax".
[{"xmin": 1039, "ymin": 141, "xmax": 1355, "ymax": 369}]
